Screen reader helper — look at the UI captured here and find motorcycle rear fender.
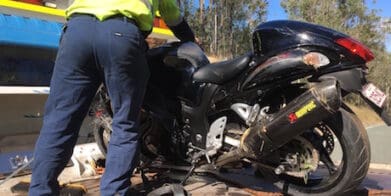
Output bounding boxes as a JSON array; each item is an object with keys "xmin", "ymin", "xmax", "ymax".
[
  {"xmin": 318, "ymin": 68, "xmax": 365, "ymax": 94},
  {"xmin": 319, "ymin": 68, "xmax": 391, "ymax": 126}
]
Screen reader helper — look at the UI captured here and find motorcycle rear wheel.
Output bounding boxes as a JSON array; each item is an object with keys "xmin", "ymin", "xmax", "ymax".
[{"xmin": 258, "ymin": 108, "xmax": 370, "ymax": 196}]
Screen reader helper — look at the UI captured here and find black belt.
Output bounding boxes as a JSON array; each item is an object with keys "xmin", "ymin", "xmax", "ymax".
[
  {"xmin": 70, "ymin": 13, "xmax": 137, "ymax": 25},
  {"xmin": 108, "ymin": 14, "xmax": 138, "ymax": 25},
  {"xmin": 69, "ymin": 13, "xmax": 150, "ymax": 38}
]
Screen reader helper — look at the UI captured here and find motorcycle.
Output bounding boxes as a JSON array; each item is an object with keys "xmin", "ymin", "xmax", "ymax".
[{"xmin": 91, "ymin": 20, "xmax": 391, "ymax": 195}]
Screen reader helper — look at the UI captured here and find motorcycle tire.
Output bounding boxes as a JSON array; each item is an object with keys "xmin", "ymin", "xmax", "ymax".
[
  {"xmin": 93, "ymin": 111, "xmax": 157, "ymax": 158},
  {"xmin": 260, "ymin": 108, "xmax": 371, "ymax": 196},
  {"xmin": 94, "ymin": 125, "xmax": 109, "ymax": 156}
]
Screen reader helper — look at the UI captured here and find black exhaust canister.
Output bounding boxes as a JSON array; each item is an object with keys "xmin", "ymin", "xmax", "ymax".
[{"xmin": 264, "ymin": 79, "xmax": 341, "ymax": 149}]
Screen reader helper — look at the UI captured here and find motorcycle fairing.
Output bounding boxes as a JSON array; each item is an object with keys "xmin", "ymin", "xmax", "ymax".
[
  {"xmin": 241, "ymin": 49, "xmax": 313, "ymax": 90},
  {"xmin": 253, "ymin": 20, "xmax": 350, "ymax": 57},
  {"xmin": 181, "ymin": 83, "xmax": 219, "ymax": 148}
]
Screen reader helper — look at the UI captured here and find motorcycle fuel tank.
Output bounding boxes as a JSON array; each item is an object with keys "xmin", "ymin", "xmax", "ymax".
[{"xmin": 146, "ymin": 42, "xmax": 210, "ymax": 106}]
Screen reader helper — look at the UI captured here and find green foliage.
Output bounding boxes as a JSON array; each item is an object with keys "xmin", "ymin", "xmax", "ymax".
[
  {"xmin": 281, "ymin": 0, "xmax": 384, "ymax": 48},
  {"xmin": 182, "ymin": 0, "xmax": 268, "ymax": 58}
]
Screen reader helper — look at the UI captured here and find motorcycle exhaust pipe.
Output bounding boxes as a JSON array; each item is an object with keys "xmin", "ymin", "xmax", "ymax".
[
  {"xmin": 241, "ymin": 79, "xmax": 341, "ymax": 155},
  {"xmin": 215, "ymin": 80, "xmax": 341, "ymax": 166}
]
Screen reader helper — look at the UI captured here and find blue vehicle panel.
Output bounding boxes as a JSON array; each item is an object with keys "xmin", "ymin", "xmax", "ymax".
[{"xmin": 0, "ymin": 14, "xmax": 62, "ymax": 49}]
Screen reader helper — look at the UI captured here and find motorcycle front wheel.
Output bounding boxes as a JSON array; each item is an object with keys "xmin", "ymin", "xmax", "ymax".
[{"xmin": 257, "ymin": 108, "xmax": 371, "ymax": 196}]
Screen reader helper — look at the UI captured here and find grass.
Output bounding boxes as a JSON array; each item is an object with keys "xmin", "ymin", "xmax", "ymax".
[{"xmin": 346, "ymin": 104, "xmax": 384, "ymax": 127}]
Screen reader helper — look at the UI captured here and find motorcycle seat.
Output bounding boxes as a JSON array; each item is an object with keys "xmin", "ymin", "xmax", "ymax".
[{"xmin": 193, "ymin": 53, "xmax": 251, "ymax": 84}]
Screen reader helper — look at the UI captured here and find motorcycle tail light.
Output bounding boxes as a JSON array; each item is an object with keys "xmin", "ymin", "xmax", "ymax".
[
  {"xmin": 335, "ymin": 37, "xmax": 374, "ymax": 62},
  {"xmin": 303, "ymin": 52, "xmax": 330, "ymax": 68}
]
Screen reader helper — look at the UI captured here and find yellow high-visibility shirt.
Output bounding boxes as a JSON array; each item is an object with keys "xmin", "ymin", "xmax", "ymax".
[{"xmin": 66, "ymin": 0, "xmax": 182, "ymax": 32}]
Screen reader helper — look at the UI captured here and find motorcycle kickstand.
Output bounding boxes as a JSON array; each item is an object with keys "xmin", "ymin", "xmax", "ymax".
[
  {"xmin": 180, "ymin": 164, "xmax": 196, "ymax": 185},
  {"xmin": 140, "ymin": 168, "xmax": 149, "ymax": 185}
]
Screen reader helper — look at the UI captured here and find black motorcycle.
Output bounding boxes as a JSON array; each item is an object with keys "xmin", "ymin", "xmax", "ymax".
[{"xmin": 92, "ymin": 20, "xmax": 391, "ymax": 195}]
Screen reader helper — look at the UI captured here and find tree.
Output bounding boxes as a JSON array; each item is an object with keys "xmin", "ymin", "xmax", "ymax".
[{"xmin": 183, "ymin": 0, "xmax": 268, "ymax": 58}]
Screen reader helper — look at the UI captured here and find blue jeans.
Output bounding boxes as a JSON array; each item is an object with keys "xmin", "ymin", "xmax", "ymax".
[{"xmin": 29, "ymin": 15, "xmax": 149, "ymax": 196}]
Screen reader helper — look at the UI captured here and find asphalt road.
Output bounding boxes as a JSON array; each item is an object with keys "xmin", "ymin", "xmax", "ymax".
[{"xmin": 366, "ymin": 125, "xmax": 391, "ymax": 164}]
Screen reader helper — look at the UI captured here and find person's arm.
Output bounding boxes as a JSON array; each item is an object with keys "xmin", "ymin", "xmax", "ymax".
[{"xmin": 159, "ymin": 0, "xmax": 195, "ymax": 42}]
